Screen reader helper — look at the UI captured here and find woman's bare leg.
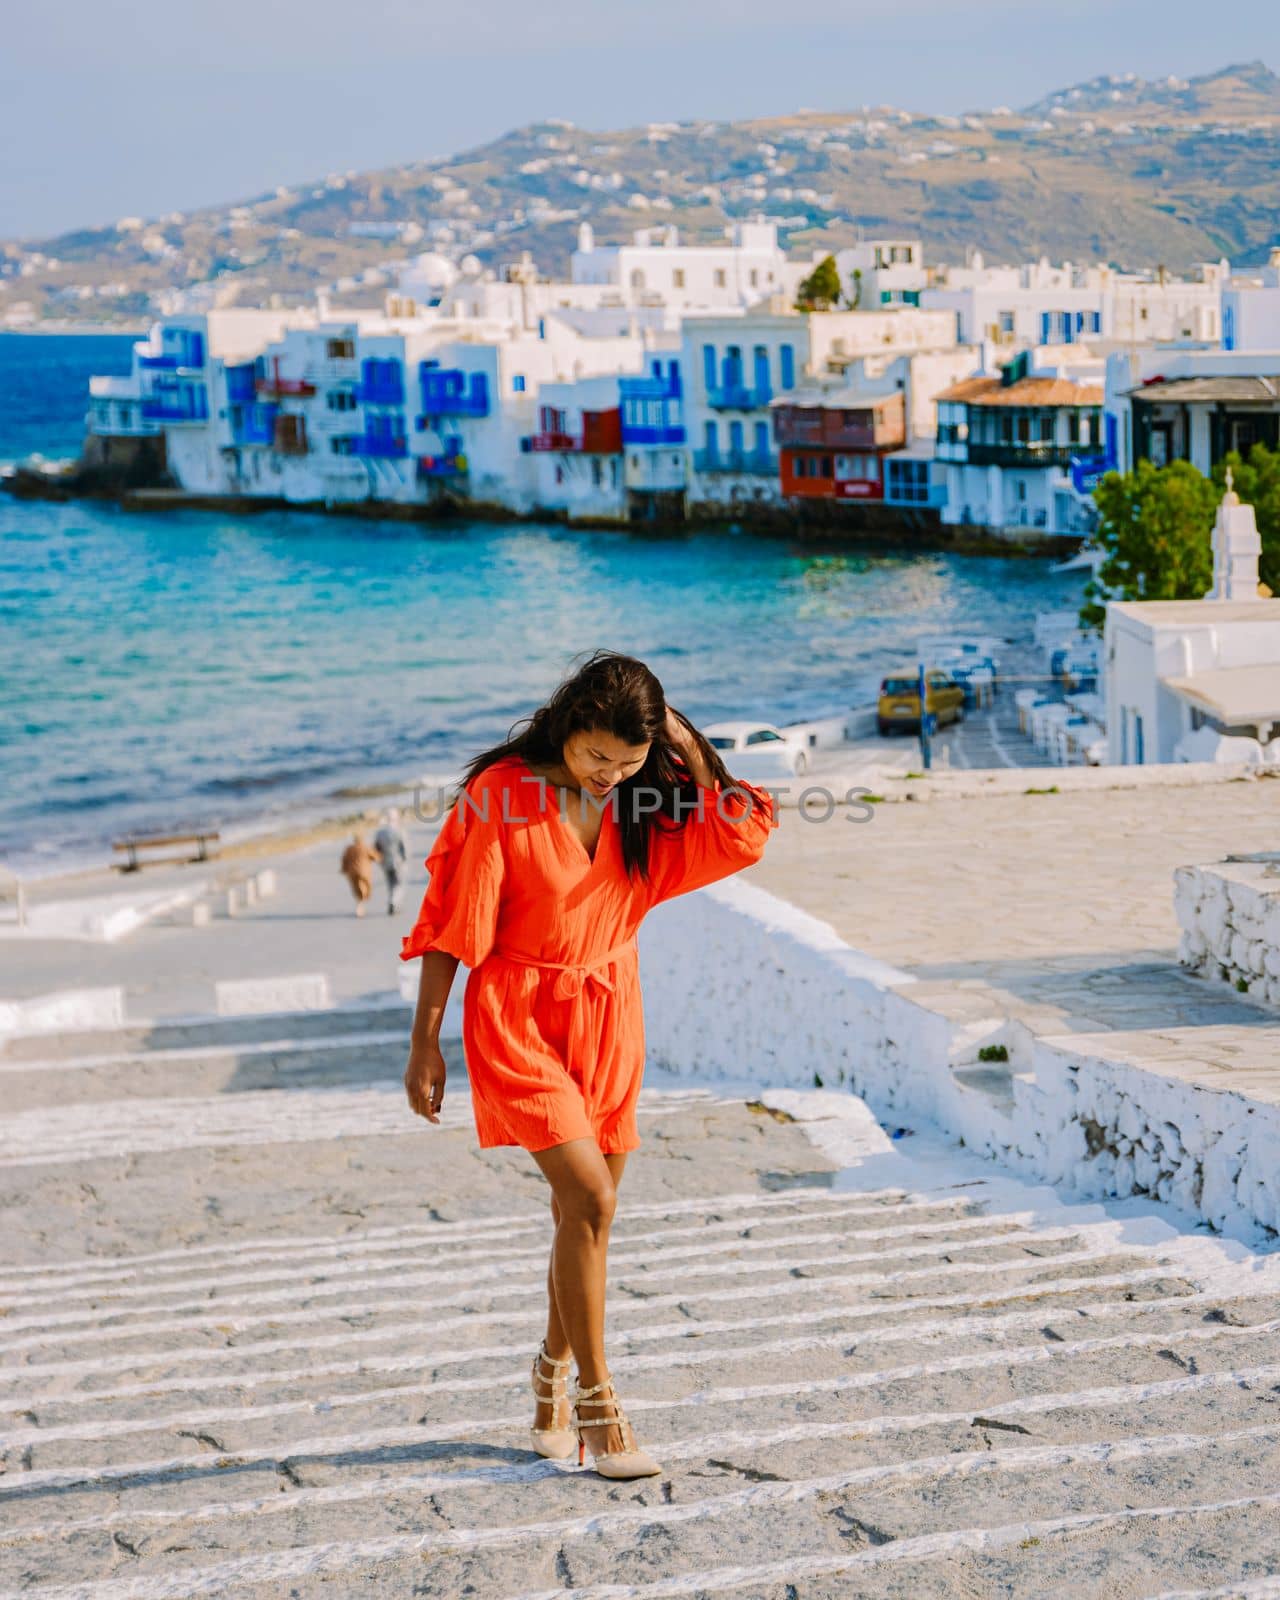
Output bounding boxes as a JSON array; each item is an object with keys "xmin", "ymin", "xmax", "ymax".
[
  {"xmin": 542, "ymin": 1151, "xmax": 627, "ymax": 1357},
  {"xmin": 533, "ymin": 1141, "xmax": 629, "ymax": 1451}
]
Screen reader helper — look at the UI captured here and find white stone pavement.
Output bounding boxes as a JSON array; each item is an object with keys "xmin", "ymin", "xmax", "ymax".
[
  {"xmin": 2, "ymin": 780, "xmax": 1280, "ymax": 1594},
  {"xmin": 0, "ymin": 1003, "xmax": 1279, "ymax": 1589}
]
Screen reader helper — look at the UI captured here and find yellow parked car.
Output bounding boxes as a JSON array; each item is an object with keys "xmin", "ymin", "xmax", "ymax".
[{"xmin": 877, "ymin": 669, "xmax": 966, "ymax": 736}]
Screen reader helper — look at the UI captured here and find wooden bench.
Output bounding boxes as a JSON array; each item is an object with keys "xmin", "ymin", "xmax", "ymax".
[{"xmin": 112, "ymin": 831, "xmax": 221, "ymax": 872}]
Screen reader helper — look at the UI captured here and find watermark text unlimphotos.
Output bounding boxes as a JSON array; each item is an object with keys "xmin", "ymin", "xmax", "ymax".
[{"xmin": 410, "ymin": 774, "xmax": 879, "ymax": 826}]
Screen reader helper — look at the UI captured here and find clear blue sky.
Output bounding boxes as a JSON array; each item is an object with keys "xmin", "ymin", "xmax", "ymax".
[{"xmin": 3, "ymin": 0, "xmax": 1275, "ymax": 239}]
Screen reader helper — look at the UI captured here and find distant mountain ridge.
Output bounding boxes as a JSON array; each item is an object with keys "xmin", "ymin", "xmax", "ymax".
[{"xmin": 3, "ymin": 60, "xmax": 1278, "ymax": 325}]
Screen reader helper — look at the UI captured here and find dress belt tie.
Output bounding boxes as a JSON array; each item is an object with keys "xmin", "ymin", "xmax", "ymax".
[{"xmin": 491, "ymin": 939, "xmax": 637, "ymax": 1001}]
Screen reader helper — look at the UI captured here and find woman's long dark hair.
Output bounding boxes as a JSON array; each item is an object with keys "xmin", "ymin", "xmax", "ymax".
[{"xmin": 456, "ymin": 649, "xmax": 738, "ymax": 881}]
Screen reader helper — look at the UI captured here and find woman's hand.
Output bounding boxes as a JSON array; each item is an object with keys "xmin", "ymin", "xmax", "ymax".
[
  {"xmin": 663, "ymin": 704, "xmax": 693, "ymax": 753},
  {"xmin": 405, "ymin": 1037, "xmax": 448, "ymax": 1124},
  {"xmin": 663, "ymin": 704, "xmax": 713, "ymax": 787}
]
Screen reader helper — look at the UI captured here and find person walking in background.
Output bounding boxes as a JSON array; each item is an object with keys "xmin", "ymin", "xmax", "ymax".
[
  {"xmin": 339, "ymin": 828, "xmax": 378, "ymax": 918},
  {"xmin": 400, "ymin": 649, "xmax": 776, "ymax": 1481},
  {"xmin": 373, "ymin": 806, "xmax": 409, "ymax": 915}
]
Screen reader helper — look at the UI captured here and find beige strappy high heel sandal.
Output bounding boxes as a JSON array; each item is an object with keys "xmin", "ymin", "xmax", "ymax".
[
  {"xmin": 572, "ymin": 1372, "xmax": 662, "ymax": 1479},
  {"xmin": 529, "ymin": 1341, "xmax": 577, "ymax": 1460}
]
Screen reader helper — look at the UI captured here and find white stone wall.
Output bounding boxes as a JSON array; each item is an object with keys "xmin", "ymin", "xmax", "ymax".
[
  {"xmin": 638, "ymin": 876, "xmax": 1280, "ymax": 1242},
  {"xmin": 0, "ymin": 986, "xmax": 125, "ymax": 1042},
  {"xmin": 1175, "ymin": 862, "xmax": 1280, "ymax": 1008}
]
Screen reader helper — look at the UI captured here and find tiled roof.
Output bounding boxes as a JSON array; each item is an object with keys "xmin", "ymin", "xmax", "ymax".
[{"xmin": 935, "ymin": 375, "xmax": 1104, "ymax": 407}]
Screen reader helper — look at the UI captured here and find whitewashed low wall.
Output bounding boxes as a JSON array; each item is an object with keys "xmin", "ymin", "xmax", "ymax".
[
  {"xmin": 1175, "ymin": 862, "xmax": 1280, "ymax": 1008},
  {"xmin": 1021, "ymin": 1032, "xmax": 1280, "ymax": 1239},
  {"xmin": 0, "ymin": 986, "xmax": 125, "ymax": 1042},
  {"xmin": 639, "ymin": 879, "xmax": 1280, "ymax": 1243},
  {"xmin": 215, "ymin": 973, "xmax": 333, "ymax": 1016}
]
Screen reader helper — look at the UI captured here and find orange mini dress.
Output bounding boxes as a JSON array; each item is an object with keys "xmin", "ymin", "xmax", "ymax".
[{"xmin": 399, "ymin": 754, "xmax": 776, "ymax": 1154}]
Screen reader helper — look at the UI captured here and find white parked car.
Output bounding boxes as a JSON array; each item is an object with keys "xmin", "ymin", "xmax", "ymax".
[{"xmin": 701, "ymin": 721, "xmax": 809, "ymax": 778}]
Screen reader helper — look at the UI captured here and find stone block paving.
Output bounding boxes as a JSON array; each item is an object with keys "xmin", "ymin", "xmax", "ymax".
[
  {"xmin": 749, "ymin": 780, "xmax": 1280, "ymax": 1085},
  {"xmin": 3, "ymin": 1002, "xmax": 1280, "ymax": 1598}
]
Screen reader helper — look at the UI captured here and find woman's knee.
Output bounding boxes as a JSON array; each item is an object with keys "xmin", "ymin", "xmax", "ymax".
[{"xmin": 559, "ymin": 1177, "xmax": 616, "ymax": 1235}]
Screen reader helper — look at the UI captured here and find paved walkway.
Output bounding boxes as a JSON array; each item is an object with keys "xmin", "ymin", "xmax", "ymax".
[
  {"xmin": 1, "ymin": 822, "xmax": 444, "ymax": 1018},
  {"xmin": 3, "ymin": 1000, "xmax": 1280, "ymax": 1598},
  {"xmin": 748, "ymin": 778, "xmax": 1280, "ymax": 1038}
]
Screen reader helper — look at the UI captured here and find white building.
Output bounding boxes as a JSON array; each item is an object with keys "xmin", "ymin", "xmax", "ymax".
[
  {"xmin": 528, "ymin": 374, "xmax": 627, "ymax": 521},
  {"xmin": 922, "ymin": 255, "xmax": 1224, "ymax": 349},
  {"xmin": 1105, "ymin": 345, "xmax": 1280, "ymax": 475},
  {"xmin": 93, "ymin": 303, "xmax": 654, "ymax": 514},
  {"xmin": 571, "ymin": 221, "xmax": 790, "ymax": 313},
  {"xmin": 1105, "ymin": 486, "xmax": 1280, "ymax": 765},
  {"xmin": 681, "ymin": 306, "xmax": 803, "ymax": 509},
  {"xmin": 935, "ymin": 352, "xmax": 1106, "ymax": 537},
  {"xmin": 438, "ymin": 261, "xmax": 672, "ymax": 339},
  {"xmin": 832, "ymin": 240, "xmax": 927, "ymax": 308},
  {"xmin": 86, "ymin": 310, "xmax": 316, "ymax": 467},
  {"xmin": 805, "ymin": 307, "xmax": 958, "ymax": 371},
  {"xmin": 767, "ymin": 345, "xmax": 975, "ymax": 511},
  {"xmin": 1222, "ymin": 248, "xmax": 1280, "ymax": 353},
  {"xmin": 682, "ymin": 303, "xmax": 962, "ymax": 512},
  {"xmin": 489, "ymin": 348, "xmax": 690, "ymax": 524}
]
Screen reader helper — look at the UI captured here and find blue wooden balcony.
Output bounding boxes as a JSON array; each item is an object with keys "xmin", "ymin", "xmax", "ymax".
[
  {"xmin": 622, "ymin": 417, "xmax": 686, "ymax": 446},
  {"xmin": 418, "ymin": 366, "xmax": 489, "ymax": 418},
  {"xmin": 620, "ymin": 363, "xmax": 684, "ymax": 444},
  {"xmin": 225, "ymin": 363, "xmax": 258, "ymax": 404},
  {"xmin": 359, "ymin": 358, "xmax": 405, "ymax": 406},
  {"xmin": 231, "ymin": 401, "xmax": 277, "ymax": 446},
  {"xmin": 141, "ymin": 381, "xmax": 209, "ymax": 424},
  {"xmin": 137, "ymin": 329, "xmax": 206, "ymax": 371},
  {"xmin": 705, "ymin": 381, "xmax": 771, "ymax": 411},
  {"xmin": 353, "ymin": 432, "xmax": 409, "ymax": 458},
  {"xmin": 693, "ymin": 447, "xmax": 778, "ymax": 475}
]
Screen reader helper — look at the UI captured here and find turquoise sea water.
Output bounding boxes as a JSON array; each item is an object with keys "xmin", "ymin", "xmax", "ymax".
[{"xmin": 1, "ymin": 333, "xmax": 1084, "ymax": 879}]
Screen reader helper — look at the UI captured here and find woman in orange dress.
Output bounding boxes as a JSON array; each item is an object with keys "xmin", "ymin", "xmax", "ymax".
[{"xmin": 401, "ymin": 650, "xmax": 776, "ymax": 1480}]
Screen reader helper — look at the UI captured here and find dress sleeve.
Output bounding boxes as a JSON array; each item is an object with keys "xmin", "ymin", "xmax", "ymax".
[
  {"xmin": 646, "ymin": 774, "xmax": 777, "ymax": 905},
  {"xmin": 398, "ymin": 780, "xmax": 506, "ymax": 967}
]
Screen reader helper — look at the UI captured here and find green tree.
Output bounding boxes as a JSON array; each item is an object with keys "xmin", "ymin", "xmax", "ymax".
[
  {"xmin": 1079, "ymin": 459, "xmax": 1218, "ymax": 631},
  {"xmin": 795, "ymin": 255, "xmax": 842, "ymax": 312},
  {"xmin": 1211, "ymin": 444, "xmax": 1280, "ymax": 595},
  {"xmin": 848, "ymin": 267, "xmax": 863, "ymax": 309}
]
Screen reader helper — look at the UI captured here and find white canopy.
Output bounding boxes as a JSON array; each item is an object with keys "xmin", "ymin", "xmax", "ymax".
[{"xmin": 1162, "ymin": 665, "xmax": 1280, "ymax": 728}]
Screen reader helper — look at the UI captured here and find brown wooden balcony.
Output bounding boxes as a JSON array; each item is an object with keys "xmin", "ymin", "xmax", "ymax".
[{"xmin": 772, "ymin": 391, "xmax": 906, "ymax": 452}]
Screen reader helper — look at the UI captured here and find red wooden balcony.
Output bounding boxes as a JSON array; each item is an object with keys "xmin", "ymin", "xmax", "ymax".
[
  {"xmin": 528, "ymin": 407, "xmax": 623, "ymax": 454},
  {"xmin": 772, "ymin": 392, "xmax": 905, "ymax": 452},
  {"xmin": 580, "ymin": 408, "xmax": 623, "ymax": 454},
  {"xmin": 256, "ymin": 375, "xmax": 317, "ymax": 398},
  {"xmin": 256, "ymin": 358, "xmax": 316, "ymax": 399}
]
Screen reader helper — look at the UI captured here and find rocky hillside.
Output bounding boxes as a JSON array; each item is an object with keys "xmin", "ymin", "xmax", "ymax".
[{"xmin": 3, "ymin": 61, "xmax": 1278, "ymax": 326}]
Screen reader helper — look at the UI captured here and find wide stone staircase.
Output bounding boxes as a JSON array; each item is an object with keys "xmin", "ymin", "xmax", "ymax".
[{"xmin": 2, "ymin": 1000, "xmax": 1280, "ymax": 1598}]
